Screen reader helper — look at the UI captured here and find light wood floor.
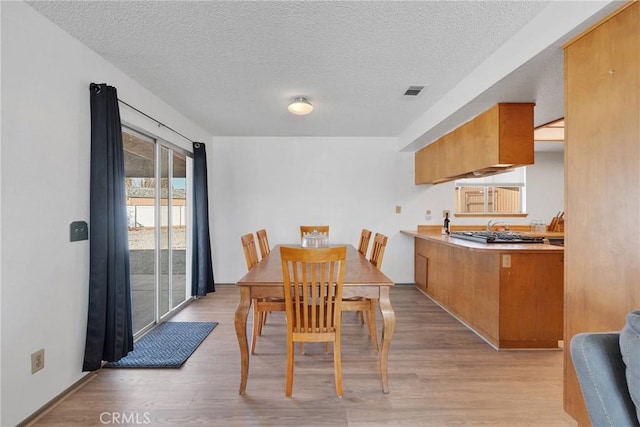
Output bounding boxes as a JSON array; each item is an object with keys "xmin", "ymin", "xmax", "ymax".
[{"xmin": 30, "ymin": 285, "xmax": 575, "ymax": 426}]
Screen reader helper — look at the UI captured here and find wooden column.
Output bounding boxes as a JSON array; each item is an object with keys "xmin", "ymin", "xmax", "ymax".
[{"xmin": 563, "ymin": 2, "xmax": 640, "ymax": 424}]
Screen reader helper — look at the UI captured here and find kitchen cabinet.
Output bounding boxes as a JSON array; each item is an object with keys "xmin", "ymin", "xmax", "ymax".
[
  {"xmin": 414, "ymin": 252, "xmax": 428, "ymax": 292},
  {"xmin": 415, "ymin": 103, "xmax": 535, "ymax": 185},
  {"xmin": 402, "ymin": 229, "xmax": 564, "ymax": 349},
  {"xmin": 563, "ymin": 2, "xmax": 640, "ymax": 424}
]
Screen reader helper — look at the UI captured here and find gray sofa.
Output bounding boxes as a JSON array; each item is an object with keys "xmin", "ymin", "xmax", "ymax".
[{"xmin": 570, "ymin": 332, "xmax": 639, "ymax": 426}]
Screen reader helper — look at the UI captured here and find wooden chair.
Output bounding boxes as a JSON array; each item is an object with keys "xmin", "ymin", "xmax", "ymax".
[
  {"xmin": 256, "ymin": 229, "xmax": 270, "ymax": 258},
  {"xmin": 342, "ymin": 232, "xmax": 388, "ymax": 352},
  {"xmin": 357, "ymin": 228, "xmax": 372, "ymax": 257},
  {"xmin": 369, "ymin": 233, "xmax": 388, "ymax": 269},
  {"xmin": 280, "ymin": 245, "xmax": 347, "ymax": 397},
  {"xmin": 241, "ymin": 233, "xmax": 259, "ymax": 271},
  {"xmin": 354, "ymin": 228, "xmax": 372, "ymax": 323},
  {"xmin": 299, "ymin": 225, "xmax": 329, "ymax": 240},
  {"xmin": 256, "ymin": 229, "xmax": 278, "ymax": 326},
  {"xmin": 241, "ymin": 233, "xmax": 285, "ymax": 354}
]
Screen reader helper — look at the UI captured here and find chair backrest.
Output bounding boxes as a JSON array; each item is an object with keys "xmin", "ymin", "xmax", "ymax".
[
  {"xmin": 299, "ymin": 225, "xmax": 329, "ymax": 239},
  {"xmin": 241, "ymin": 233, "xmax": 259, "ymax": 271},
  {"xmin": 369, "ymin": 233, "xmax": 388, "ymax": 269},
  {"xmin": 357, "ymin": 229, "xmax": 372, "ymax": 256},
  {"xmin": 280, "ymin": 246, "xmax": 346, "ymax": 336},
  {"xmin": 256, "ymin": 229, "xmax": 270, "ymax": 258},
  {"xmin": 570, "ymin": 332, "xmax": 639, "ymax": 426}
]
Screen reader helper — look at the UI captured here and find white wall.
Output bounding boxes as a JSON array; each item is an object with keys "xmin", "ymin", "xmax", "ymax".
[
  {"xmin": 0, "ymin": 3, "xmax": 211, "ymax": 425},
  {"xmin": 209, "ymin": 138, "xmax": 565, "ymax": 285},
  {"xmin": 209, "ymin": 136, "xmax": 426, "ymax": 284},
  {"xmin": 527, "ymin": 151, "xmax": 565, "ymax": 221}
]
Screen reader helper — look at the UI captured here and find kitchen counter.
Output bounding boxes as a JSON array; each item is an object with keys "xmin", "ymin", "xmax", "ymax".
[
  {"xmin": 401, "ymin": 229, "xmax": 564, "ymax": 349},
  {"xmin": 401, "ymin": 229, "xmax": 563, "ymax": 252}
]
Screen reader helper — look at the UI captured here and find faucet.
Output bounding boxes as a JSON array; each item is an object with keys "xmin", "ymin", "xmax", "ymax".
[{"xmin": 487, "ymin": 220, "xmax": 508, "ymax": 232}]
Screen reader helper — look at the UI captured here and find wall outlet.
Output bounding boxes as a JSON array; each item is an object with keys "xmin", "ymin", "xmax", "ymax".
[
  {"xmin": 395, "ymin": 205, "xmax": 402, "ymax": 214},
  {"xmin": 31, "ymin": 349, "xmax": 45, "ymax": 374},
  {"xmin": 502, "ymin": 254, "xmax": 512, "ymax": 268},
  {"xmin": 442, "ymin": 210, "xmax": 450, "ymax": 218}
]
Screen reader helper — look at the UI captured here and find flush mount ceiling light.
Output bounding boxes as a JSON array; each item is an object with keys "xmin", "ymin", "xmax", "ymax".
[{"xmin": 288, "ymin": 96, "xmax": 313, "ymax": 115}]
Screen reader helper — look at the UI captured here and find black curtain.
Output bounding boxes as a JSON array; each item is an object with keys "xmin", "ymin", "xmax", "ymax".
[
  {"xmin": 83, "ymin": 83, "xmax": 134, "ymax": 371},
  {"xmin": 191, "ymin": 142, "xmax": 215, "ymax": 296}
]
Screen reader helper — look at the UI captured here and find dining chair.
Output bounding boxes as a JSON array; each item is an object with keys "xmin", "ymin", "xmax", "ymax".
[
  {"xmin": 369, "ymin": 233, "xmax": 388, "ymax": 269},
  {"xmin": 241, "ymin": 233, "xmax": 259, "ymax": 271},
  {"xmin": 280, "ymin": 245, "xmax": 347, "ymax": 397},
  {"xmin": 342, "ymin": 232, "xmax": 388, "ymax": 352},
  {"xmin": 241, "ymin": 233, "xmax": 285, "ymax": 354},
  {"xmin": 351, "ymin": 228, "xmax": 372, "ymax": 324},
  {"xmin": 299, "ymin": 225, "xmax": 329, "ymax": 240},
  {"xmin": 255, "ymin": 229, "xmax": 279, "ymax": 327},
  {"xmin": 357, "ymin": 228, "xmax": 372, "ymax": 257},
  {"xmin": 256, "ymin": 229, "xmax": 270, "ymax": 258}
]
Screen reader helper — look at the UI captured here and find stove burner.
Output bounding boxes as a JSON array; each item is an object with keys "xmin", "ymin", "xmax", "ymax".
[{"xmin": 450, "ymin": 231, "xmax": 545, "ymax": 244}]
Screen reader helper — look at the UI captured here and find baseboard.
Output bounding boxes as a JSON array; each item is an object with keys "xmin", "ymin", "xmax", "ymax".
[{"xmin": 18, "ymin": 372, "xmax": 99, "ymax": 426}]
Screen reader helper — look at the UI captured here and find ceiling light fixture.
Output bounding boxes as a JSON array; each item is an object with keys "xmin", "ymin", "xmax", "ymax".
[{"xmin": 288, "ymin": 96, "xmax": 313, "ymax": 115}]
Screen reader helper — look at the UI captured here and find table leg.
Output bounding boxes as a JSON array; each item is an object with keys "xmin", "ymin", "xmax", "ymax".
[
  {"xmin": 234, "ymin": 287, "xmax": 251, "ymax": 395},
  {"xmin": 378, "ymin": 287, "xmax": 395, "ymax": 393}
]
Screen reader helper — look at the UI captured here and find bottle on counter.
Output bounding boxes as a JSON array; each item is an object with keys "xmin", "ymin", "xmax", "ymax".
[{"xmin": 443, "ymin": 212, "xmax": 450, "ymax": 235}]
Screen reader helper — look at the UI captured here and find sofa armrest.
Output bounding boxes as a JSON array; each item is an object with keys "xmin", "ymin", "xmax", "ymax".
[{"xmin": 570, "ymin": 332, "xmax": 639, "ymax": 426}]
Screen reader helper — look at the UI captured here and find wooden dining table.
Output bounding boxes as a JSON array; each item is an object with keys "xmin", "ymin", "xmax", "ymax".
[{"xmin": 234, "ymin": 244, "xmax": 396, "ymax": 395}]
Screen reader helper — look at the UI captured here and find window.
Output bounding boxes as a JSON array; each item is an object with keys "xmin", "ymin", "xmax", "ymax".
[{"xmin": 454, "ymin": 167, "xmax": 526, "ymax": 216}]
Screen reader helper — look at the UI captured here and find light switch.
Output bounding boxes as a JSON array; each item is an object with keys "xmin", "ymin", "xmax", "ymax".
[
  {"xmin": 70, "ymin": 221, "xmax": 88, "ymax": 242},
  {"xmin": 395, "ymin": 206, "xmax": 402, "ymax": 214}
]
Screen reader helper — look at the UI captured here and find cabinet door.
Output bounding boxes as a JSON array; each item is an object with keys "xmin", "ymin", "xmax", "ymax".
[{"xmin": 415, "ymin": 254, "xmax": 428, "ymax": 292}]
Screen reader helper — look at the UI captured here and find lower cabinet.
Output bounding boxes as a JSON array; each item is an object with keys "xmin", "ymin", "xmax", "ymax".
[
  {"xmin": 414, "ymin": 253, "xmax": 428, "ymax": 292},
  {"xmin": 412, "ymin": 237, "xmax": 563, "ymax": 349}
]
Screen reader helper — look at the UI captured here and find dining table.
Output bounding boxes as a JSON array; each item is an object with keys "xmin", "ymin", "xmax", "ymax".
[{"xmin": 234, "ymin": 244, "xmax": 396, "ymax": 395}]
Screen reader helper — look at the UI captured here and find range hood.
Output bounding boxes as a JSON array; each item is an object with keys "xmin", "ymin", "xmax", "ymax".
[{"xmin": 415, "ymin": 103, "xmax": 535, "ymax": 185}]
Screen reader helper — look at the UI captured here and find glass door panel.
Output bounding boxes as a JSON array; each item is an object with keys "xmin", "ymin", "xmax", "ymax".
[
  {"xmin": 123, "ymin": 126, "xmax": 193, "ymax": 334},
  {"xmin": 172, "ymin": 151, "xmax": 188, "ymax": 309},
  {"xmin": 123, "ymin": 129, "xmax": 157, "ymax": 335},
  {"xmin": 159, "ymin": 146, "xmax": 171, "ymax": 319}
]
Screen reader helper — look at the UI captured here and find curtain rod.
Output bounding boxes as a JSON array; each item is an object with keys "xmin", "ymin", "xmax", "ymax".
[{"xmin": 118, "ymin": 98, "xmax": 196, "ymax": 144}]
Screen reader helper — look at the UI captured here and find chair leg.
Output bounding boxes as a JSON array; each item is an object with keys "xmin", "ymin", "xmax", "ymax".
[
  {"xmin": 334, "ymin": 338, "xmax": 343, "ymax": 397},
  {"xmin": 286, "ymin": 338, "xmax": 295, "ymax": 397},
  {"xmin": 257, "ymin": 311, "xmax": 264, "ymax": 336},
  {"xmin": 250, "ymin": 301, "xmax": 259, "ymax": 354},
  {"xmin": 367, "ymin": 299, "xmax": 379, "ymax": 352},
  {"xmin": 358, "ymin": 310, "xmax": 365, "ymax": 324},
  {"xmin": 262, "ymin": 311, "xmax": 269, "ymax": 326}
]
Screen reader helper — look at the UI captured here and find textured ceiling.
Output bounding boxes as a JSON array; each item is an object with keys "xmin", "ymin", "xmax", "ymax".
[{"xmin": 26, "ymin": 1, "xmax": 618, "ymax": 149}]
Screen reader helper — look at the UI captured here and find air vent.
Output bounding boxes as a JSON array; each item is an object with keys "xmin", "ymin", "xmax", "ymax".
[{"xmin": 403, "ymin": 86, "xmax": 425, "ymax": 97}]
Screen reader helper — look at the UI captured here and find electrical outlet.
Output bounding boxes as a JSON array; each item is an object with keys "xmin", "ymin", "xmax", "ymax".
[
  {"xmin": 442, "ymin": 210, "xmax": 450, "ymax": 218},
  {"xmin": 395, "ymin": 205, "xmax": 402, "ymax": 214},
  {"xmin": 31, "ymin": 349, "xmax": 45, "ymax": 374},
  {"xmin": 502, "ymin": 254, "xmax": 511, "ymax": 268}
]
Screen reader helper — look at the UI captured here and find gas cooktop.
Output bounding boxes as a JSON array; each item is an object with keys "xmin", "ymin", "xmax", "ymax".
[{"xmin": 450, "ymin": 231, "xmax": 545, "ymax": 244}]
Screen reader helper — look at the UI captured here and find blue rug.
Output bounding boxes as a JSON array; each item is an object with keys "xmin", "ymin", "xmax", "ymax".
[{"xmin": 104, "ymin": 321, "xmax": 217, "ymax": 368}]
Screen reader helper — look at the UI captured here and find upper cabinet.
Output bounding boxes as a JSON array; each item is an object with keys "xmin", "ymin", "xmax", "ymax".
[{"xmin": 415, "ymin": 103, "xmax": 535, "ymax": 185}]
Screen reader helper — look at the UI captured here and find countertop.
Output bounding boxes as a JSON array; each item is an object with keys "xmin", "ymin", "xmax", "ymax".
[{"xmin": 400, "ymin": 230, "xmax": 564, "ymax": 253}]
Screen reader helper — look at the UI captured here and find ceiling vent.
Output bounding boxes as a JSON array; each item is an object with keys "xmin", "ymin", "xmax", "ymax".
[{"xmin": 403, "ymin": 86, "xmax": 425, "ymax": 97}]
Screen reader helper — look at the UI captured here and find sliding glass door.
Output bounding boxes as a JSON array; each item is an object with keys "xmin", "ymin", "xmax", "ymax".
[{"xmin": 123, "ymin": 127, "xmax": 192, "ymax": 337}]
